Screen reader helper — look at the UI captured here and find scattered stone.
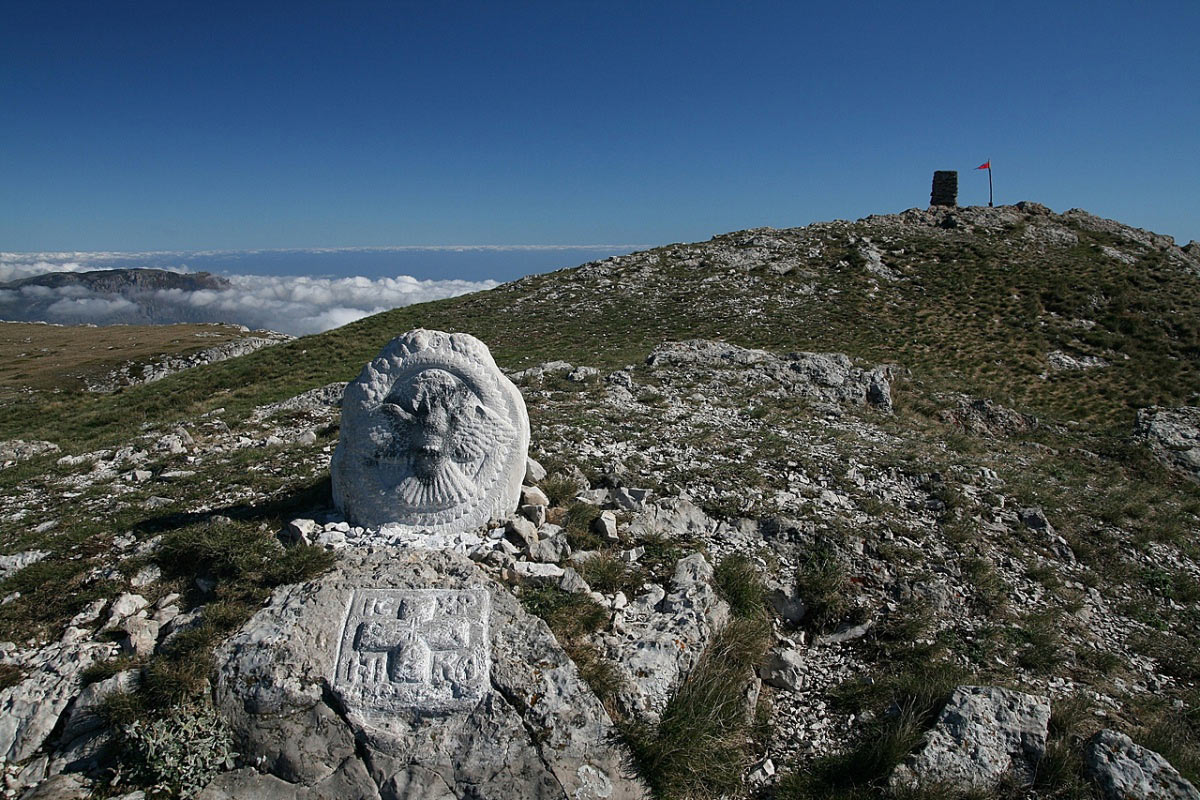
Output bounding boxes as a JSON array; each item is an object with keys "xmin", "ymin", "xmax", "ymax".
[
  {"xmin": 760, "ymin": 647, "xmax": 805, "ymax": 691},
  {"xmin": 0, "ymin": 440, "xmax": 59, "ymax": 469},
  {"xmin": 282, "ymin": 518, "xmax": 319, "ymax": 546},
  {"xmin": 120, "ymin": 616, "xmax": 161, "ymax": 658},
  {"xmin": 520, "ymin": 485, "xmax": 550, "ymax": 507},
  {"xmin": 528, "ymin": 533, "xmax": 570, "ymax": 564},
  {"xmin": 518, "ymin": 503, "xmax": 547, "ymax": 527},
  {"xmin": 504, "ymin": 517, "xmax": 539, "ymax": 550},
  {"xmin": 591, "ymin": 511, "xmax": 619, "ymax": 543},
  {"xmin": 524, "ymin": 457, "xmax": 547, "ymax": 484},
  {"xmin": 130, "ymin": 564, "xmax": 161, "ymax": 588},
  {"xmin": 512, "ymin": 561, "xmax": 567, "ymax": 585},
  {"xmin": 100, "ymin": 593, "xmax": 149, "ymax": 631},
  {"xmin": 1085, "ymin": 729, "xmax": 1200, "ymax": 800}
]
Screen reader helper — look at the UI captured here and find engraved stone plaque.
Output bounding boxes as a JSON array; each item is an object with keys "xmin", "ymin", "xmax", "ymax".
[
  {"xmin": 333, "ymin": 588, "xmax": 490, "ymax": 714},
  {"xmin": 332, "ymin": 329, "xmax": 530, "ymax": 532}
]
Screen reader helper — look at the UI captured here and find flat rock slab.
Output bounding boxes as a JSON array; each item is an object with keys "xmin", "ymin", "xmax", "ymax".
[
  {"xmin": 890, "ymin": 685, "xmax": 1050, "ymax": 790},
  {"xmin": 332, "ymin": 329, "xmax": 529, "ymax": 533},
  {"xmin": 206, "ymin": 548, "xmax": 643, "ymax": 800}
]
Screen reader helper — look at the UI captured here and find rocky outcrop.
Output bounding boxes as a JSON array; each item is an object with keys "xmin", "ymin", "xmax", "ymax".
[
  {"xmin": 890, "ymin": 685, "xmax": 1050, "ymax": 790},
  {"xmin": 249, "ymin": 381, "xmax": 345, "ymax": 421},
  {"xmin": 207, "ymin": 548, "xmax": 643, "ymax": 800},
  {"xmin": 1135, "ymin": 406, "xmax": 1200, "ymax": 482},
  {"xmin": 86, "ymin": 331, "xmax": 292, "ymax": 393},
  {"xmin": 940, "ymin": 397, "xmax": 1038, "ymax": 438},
  {"xmin": 0, "ymin": 441, "xmax": 59, "ymax": 470},
  {"xmin": 646, "ymin": 340, "xmax": 896, "ymax": 411},
  {"xmin": 597, "ymin": 553, "xmax": 729, "ymax": 722},
  {"xmin": 0, "ymin": 641, "xmax": 118, "ymax": 767}
]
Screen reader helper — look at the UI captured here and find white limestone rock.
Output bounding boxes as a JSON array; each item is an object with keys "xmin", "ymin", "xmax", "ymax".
[
  {"xmin": 0, "ymin": 440, "xmax": 59, "ymax": 469},
  {"xmin": 602, "ymin": 553, "xmax": 729, "ymax": 723},
  {"xmin": 890, "ymin": 685, "xmax": 1050, "ymax": 790},
  {"xmin": 0, "ymin": 641, "xmax": 115, "ymax": 765},
  {"xmin": 332, "ymin": 329, "xmax": 530, "ymax": 533},
  {"xmin": 1135, "ymin": 406, "xmax": 1200, "ymax": 482},
  {"xmin": 208, "ymin": 548, "xmax": 643, "ymax": 800},
  {"xmin": 1086, "ymin": 729, "xmax": 1200, "ymax": 800},
  {"xmin": 0, "ymin": 550, "xmax": 49, "ymax": 582}
]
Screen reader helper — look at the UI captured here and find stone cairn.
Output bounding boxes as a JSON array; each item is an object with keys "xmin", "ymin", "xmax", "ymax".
[{"xmin": 931, "ymin": 170, "xmax": 958, "ymax": 207}]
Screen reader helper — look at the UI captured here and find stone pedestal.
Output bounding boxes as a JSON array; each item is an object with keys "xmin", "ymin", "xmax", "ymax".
[{"xmin": 931, "ymin": 171, "xmax": 958, "ymax": 207}]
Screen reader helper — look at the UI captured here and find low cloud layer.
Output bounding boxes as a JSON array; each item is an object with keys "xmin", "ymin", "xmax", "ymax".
[{"xmin": 0, "ymin": 252, "xmax": 500, "ymax": 335}]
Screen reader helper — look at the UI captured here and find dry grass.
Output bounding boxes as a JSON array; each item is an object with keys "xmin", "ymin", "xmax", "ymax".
[{"xmin": 0, "ymin": 321, "xmax": 252, "ymax": 394}]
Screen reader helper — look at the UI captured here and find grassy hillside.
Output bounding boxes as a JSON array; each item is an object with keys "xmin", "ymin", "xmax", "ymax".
[{"xmin": 3, "ymin": 203, "xmax": 1198, "ymax": 454}]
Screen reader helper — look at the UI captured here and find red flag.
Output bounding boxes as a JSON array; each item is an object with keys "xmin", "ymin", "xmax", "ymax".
[{"xmin": 977, "ymin": 161, "xmax": 990, "ymax": 170}]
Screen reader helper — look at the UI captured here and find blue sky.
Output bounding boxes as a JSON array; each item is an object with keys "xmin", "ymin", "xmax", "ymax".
[{"xmin": 2, "ymin": 0, "xmax": 1197, "ymax": 252}]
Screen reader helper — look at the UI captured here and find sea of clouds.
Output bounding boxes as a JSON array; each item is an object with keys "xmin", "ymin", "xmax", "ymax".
[{"xmin": 0, "ymin": 251, "xmax": 504, "ymax": 335}]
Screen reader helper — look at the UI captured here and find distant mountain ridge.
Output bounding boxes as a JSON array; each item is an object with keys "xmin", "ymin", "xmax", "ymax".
[
  {"xmin": 0, "ymin": 268, "xmax": 233, "ymax": 326},
  {"xmin": 0, "ymin": 268, "xmax": 229, "ymax": 293}
]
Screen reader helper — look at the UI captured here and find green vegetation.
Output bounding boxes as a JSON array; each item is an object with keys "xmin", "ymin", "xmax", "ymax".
[{"xmin": 794, "ymin": 541, "xmax": 853, "ymax": 633}]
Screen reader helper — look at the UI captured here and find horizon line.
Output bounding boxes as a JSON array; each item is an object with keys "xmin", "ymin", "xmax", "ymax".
[{"xmin": 1, "ymin": 244, "xmax": 654, "ymax": 260}]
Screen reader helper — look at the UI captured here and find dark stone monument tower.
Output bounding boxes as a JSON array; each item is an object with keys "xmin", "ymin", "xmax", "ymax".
[{"xmin": 931, "ymin": 171, "xmax": 958, "ymax": 207}]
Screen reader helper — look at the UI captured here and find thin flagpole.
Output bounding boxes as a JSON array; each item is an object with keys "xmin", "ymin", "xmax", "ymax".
[{"xmin": 988, "ymin": 162, "xmax": 994, "ymax": 207}]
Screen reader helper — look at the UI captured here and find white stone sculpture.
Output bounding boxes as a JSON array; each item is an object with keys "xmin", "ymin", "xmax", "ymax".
[{"xmin": 332, "ymin": 329, "xmax": 529, "ymax": 532}]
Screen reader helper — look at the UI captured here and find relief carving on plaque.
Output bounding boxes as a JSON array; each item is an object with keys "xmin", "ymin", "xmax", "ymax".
[{"xmin": 333, "ymin": 588, "xmax": 491, "ymax": 714}]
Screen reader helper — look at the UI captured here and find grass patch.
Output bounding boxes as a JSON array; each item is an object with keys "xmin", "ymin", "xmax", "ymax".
[
  {"xmin": 575, "ymin": 552, "xmax": 638, "ymax": 595},
  {"xmin": 519, "ymin": 584, "xmax": 623, "ymax": 712},
  {"xmin": 618, "ymin": 550, "xmax": 771, "ymax": 798},
  {"xmin": 714, "ymin": 554, "xmax": 766, "ymax": 619},
  {"xmin": 795, "ymin": 541, "xmax": 852, "ymax": 633}
]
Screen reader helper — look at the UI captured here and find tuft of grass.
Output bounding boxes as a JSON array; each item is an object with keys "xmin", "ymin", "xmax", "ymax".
[
  {"xmin": 1010, "ymin": 610, "xmax": 1066, "ymax": 673},
  {"xmin": 714, "ymin": 554, "xmax": 766, "ymax": 619},
  {"xmin": 574, "ymin": 552, "xmax": 638, "ymax": 595},
  {"xmin": 562, "ymin": 501, "xmax": 604, "ymax": 550},
  {"xmin": 795, "ymin": 541, "xmax": 851, "ymax": 633},
  {"xmin": 541, "ymin": 473, "xmax": 583, "ymax": 507},
  {"xmin": 519, "ymin": 584, "xmax": 624, "ymax": 712}
]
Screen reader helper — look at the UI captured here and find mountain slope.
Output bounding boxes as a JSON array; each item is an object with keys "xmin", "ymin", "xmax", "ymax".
[
  {"xmin": 2, "ymin": 203, "xmax": 1200, "ymax": 799},
  {"xmin": 4, "ymin": 202, "xmax": 1199, "ymax": 449}
]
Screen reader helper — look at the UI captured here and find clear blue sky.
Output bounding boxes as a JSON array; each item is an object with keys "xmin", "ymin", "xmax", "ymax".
[{"xmin": 2, "ymin": 0, "xmax": 1197, "ymax": 252}]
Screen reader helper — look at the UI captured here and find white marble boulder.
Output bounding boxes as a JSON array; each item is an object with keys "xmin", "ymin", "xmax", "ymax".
[{"xmin": 332, "ymin": 329, "xmax": 529, "ymax": 532}]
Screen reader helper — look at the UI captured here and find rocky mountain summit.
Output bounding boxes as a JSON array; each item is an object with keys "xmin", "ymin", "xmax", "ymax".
[{"xmin": 1, "ymin": 203, "xmax": 1200, "ymax": 799}]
